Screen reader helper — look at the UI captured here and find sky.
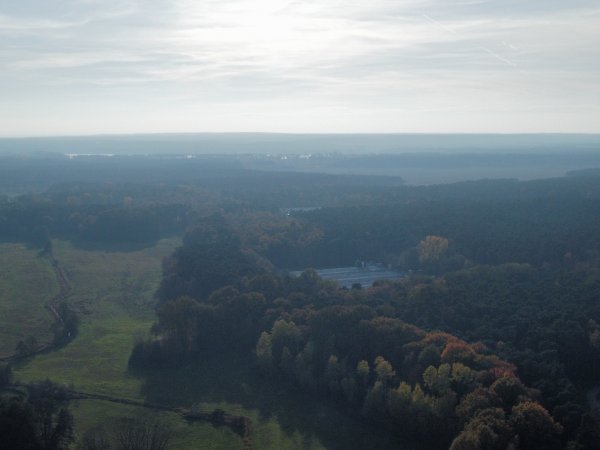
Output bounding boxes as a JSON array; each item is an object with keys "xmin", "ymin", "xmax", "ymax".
[{"xmin": 1, "ymin": 0, "xmax": 599, "ymax": 136}]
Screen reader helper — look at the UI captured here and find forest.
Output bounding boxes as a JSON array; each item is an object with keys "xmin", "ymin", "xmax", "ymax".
[{"xmin": 2, "ymin": 156, "xmax": 600, "ymax": 449}]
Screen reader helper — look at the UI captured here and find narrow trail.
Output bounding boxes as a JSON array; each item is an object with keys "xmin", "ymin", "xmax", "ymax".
[
  {"xmin": 0, "ymin": 249, "xmax": 73, "ymax": 363},
  {"xmin": 1, "ymin": 247, "xmax": 254, "ymax": 450},
  {"xmin": 45, "ymin": 251, "xmax": 72, "ymax": 325}
]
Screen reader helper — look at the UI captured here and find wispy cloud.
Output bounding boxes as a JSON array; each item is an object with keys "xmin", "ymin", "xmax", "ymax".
[{"xmin": 0, "ymin": 0, "xmax": 599, "ymax": 135}]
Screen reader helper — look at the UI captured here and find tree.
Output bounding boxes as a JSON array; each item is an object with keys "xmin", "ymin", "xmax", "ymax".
[
  {"xmin": 451, "ymin": 363, "xmax": 477, "ymax": 396},
  {"xmin": 77, "ymin": 427, "xmax": 111, "ymax": 450},
  {"xmin": 450, "ymin": 408, "xmax": 515, "ymax": 450},
  {"xmin": 363, "ymin": 381, "xmax": 387, "ymax": 421},
  {"xmin": 456, "ymin": 388, "xmax": 501, "ymax": 424},
  {"xmin": 340, "ymin": 376, "xmax": 357, "ymax": 404},
  {"xmin": 356, "ymin": 359, "xmax": 371, "ymax": 401},
  {"xmin": 511, "ymin": 401, "xmax": 563, "ymax": 450},
  {"xmin": 423, "ymin": 364, "xmax": 451, "ymax": 396},
  {"xmin": 255, "ymin": 331, "xmax": 273, "ymax": 372},
  {"xmin": 325, "ymin": 355, "xmax": 342, "ymax": 395},
  {"xmin": 26, "ymin": 380, "xmax": 74, "ymax": 450},
  {"xmin": 357, "ymin": 360, "xmax": 370, "ymax": 384},
  {"xmin": 270, "ymin": 320, "xmax": 302, "ymax": 364},
  {"xmin": 0, "ymin": 396, "xmax": 39, "ymax": 450},
  {"xmin": 418, "ymin": 345, "xmax": 441, "ymax": 368},
  {"xmin": 115, "ymin": 417, "xmax": 172, "ymax": 450},
  {"xmin": 374, "ymin": 356, "xmax": 395, "ymax": 387},
  {"xmin": 388, "ymin": 381, "xmax": 413, "ymax": 426},
  {"xmin": 156, "ymin": 296, "xmax": 201, "ymax": 355},
  {"xmin": 419, "ymin": 235, "xmax": 449, "ymax": 264},
  {"xmin": 572, "ymin": 413, "xmax": 600, "ymax": 450},
  {"xmin": 490, "ymin": 376, "xmax": 529, "ymax": 410},
  {"xmin": 441, "ymin": 341, "xmax": 476, "ymax": 365}
]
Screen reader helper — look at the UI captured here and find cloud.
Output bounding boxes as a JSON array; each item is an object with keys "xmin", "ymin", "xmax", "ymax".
[{"xmin": 0, "ymin": 0, "xmax": 599, "ymax": 134}]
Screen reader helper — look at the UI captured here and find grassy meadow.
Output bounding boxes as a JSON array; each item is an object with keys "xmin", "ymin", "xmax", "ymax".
[
  {"xmin": 0, "ymin": 242, "xmax": 58, "ymax": 357},
  {"xmin": 9, "ymin": 239, "xmax": 242, "ymax": 449},
  {"xmin": 14, "ymin": 239, "xmax": 177, "ymax": 397},
  {"xmin": 5, "ymin": 238, "xmax": 409, "ymax": 449}
]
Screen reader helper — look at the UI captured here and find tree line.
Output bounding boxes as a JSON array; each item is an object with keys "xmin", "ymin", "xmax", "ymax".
[{"xmin": 130, "ymin": 214, "xmax": 592, "ymax": 448}]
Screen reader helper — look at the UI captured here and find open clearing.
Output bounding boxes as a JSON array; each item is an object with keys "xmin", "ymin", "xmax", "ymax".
[
  {"xmin": 11, "ymin": 239, "xmax": 244, "ymax": 448},
  {"xmin": 10, "ymin": 239, "xmax": 243, "ymax": 448},
  {"xmin": 0, "ymin": 242, "xmax": 58, "ymax": 357}
]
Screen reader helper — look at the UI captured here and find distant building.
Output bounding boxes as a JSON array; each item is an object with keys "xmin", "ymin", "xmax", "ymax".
[{"xmin": 291, "ymin": 265, "xmax": 405, "ymax": 288}]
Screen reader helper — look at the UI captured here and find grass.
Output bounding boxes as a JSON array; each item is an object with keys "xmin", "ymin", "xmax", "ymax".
[
  {"xmin": 12, "ymin": 239, "xmax": 245, "ymax": 449},
  {"xmin": 15, "ymin": 239, "xmax": 175, "ymax": 398},
  {"xmin": 136, "ymin": 353, "xmax": 412, "ymax": 450},
  {"xmin": 8, "ymin": 238, "xmax": 413, "ymax": 449},
  {"xmin": 0, "ymin": 242, "xmax": 58, "ymax": 357},
  {"xmin": 70, "ymin": 401, "xmax": 241, "ymax": 450}
]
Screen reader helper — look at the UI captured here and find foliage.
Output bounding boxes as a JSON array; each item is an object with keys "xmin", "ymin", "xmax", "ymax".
[
  {"xmin": 78, "ymin": 427, "xmax": 112, "ymax": 450},
  {"xmin": 132, "ymin": 229, "xmax": 564, "ymax": 448},
  {"xmin": 115, "ymin": 417, "xmax": 172, "ymax": 450},
  {"xmin": 0, "ymin": 364, "xmax": 12, "ymax": 388},
  {"xmin": 0, "ymin": 380, "xmax": 74, "ymax": 450},
  {"xmin": 6, "ymin": 165, "xmax": 600, "ymax": 447}
]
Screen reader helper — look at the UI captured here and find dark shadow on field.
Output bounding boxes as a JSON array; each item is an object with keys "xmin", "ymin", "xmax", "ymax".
[
  {"xmin": 0, "ymin": 236, "xmax": 162, "ymax": 254},
  {"xmin": 133, "ymin": 353, "xmax": 420, "ymax": 450},
  {"xmin": 61, "ymin": 237, "xmax": 163, "ymax": 253}
]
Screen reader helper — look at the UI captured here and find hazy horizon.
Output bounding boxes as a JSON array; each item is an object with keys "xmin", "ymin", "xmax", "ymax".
[
  {"xmin": 2, "ymin": 132, "xmax": 600, "ymax": 156},
  {"xmin": 3, "ymin": 131, "xmax": 600, "ymax": 139}
]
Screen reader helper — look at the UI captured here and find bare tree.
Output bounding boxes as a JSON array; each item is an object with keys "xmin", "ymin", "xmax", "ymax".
[
  {"xmin": 78, "ymin": 427, "xmax": 111, "ymax": 450},
  {"xmin": 115, "ymin": 417, "xmax": 172, "ymax": 450}
]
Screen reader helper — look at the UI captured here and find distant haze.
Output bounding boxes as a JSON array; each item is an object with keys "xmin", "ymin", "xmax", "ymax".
[
  {"xmin": 1, "ymin": 133, "xmax": 600, "ymax": 156},
  {"xmin": 2, "ymin": 133, "xmax": 600, "ymax": 187}
]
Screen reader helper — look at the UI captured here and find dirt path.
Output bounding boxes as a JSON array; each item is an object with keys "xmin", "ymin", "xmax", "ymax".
[
  {"xmin": 45, "ymin": 252, "xmax": 72, "ymax": 325},
  {"xmin": 0, "ymin": 250, "xmax": 73, "ymax": 363}
]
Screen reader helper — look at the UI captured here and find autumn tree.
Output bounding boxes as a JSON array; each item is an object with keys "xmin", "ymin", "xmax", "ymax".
[
  {"xmin": 423, "ymin": 364, "xmax": 451, "ymax": 396},
  {"xmin": 455, "ymin": 388, "xmax": 501, "ymax": 424},
  {"xmin": 490, "ymin": 376, "xmax": 529, "ymax": 410},
  {"xmin": 388, "ymin": 382, "xmax": 413, "ymax": 427},
  {"xmin": 270, "ymin": 319, "xmax": 302, "ymax": 364},
  {"xmin": 511, "ymin": 401, "xmax": 563, "ymax": 450},
  {"xmin": 419, "ymin": 235, "xmax": 449, "ymax": 264},
  {"xmin": 255, "ymin": 331, "xmax": 273, "ymax": 372},
  {"xmin": 374, "ymin": 356, "xmax": 395, "ymax": 387},
  {"xmin": 450, "ymin": 408, "xmax": 515, "ymax": 450}
]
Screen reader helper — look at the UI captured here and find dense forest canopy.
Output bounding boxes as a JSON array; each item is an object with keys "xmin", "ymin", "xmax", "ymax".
[{"xmin": 2, "ymin": 155, "xmax": 600, "ymax": 449}]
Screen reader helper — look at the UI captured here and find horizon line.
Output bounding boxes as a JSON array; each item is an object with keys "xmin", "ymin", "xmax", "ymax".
[{"xmin": 2, "ymin": 131, "xmax": 600, "ymax": 140}]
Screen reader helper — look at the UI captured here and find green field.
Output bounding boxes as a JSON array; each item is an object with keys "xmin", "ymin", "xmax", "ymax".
[
  {"xmin": 70, "ymin": 401, "xmax": 241, "ymax": 450},
  {"xmin": 7, "ymin": 239, "xmax": 409, "ymax": 450},
  {"xmin": 10, "ymin": 239, "xmax": 243, "ymax": 449},
  {"xmin": 0, "ymin": 242, "xmax": 58, "ymax": 357},
  {"xmin": 15, "ymin": 239, "xmax": 178, "ymax": 397}
]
